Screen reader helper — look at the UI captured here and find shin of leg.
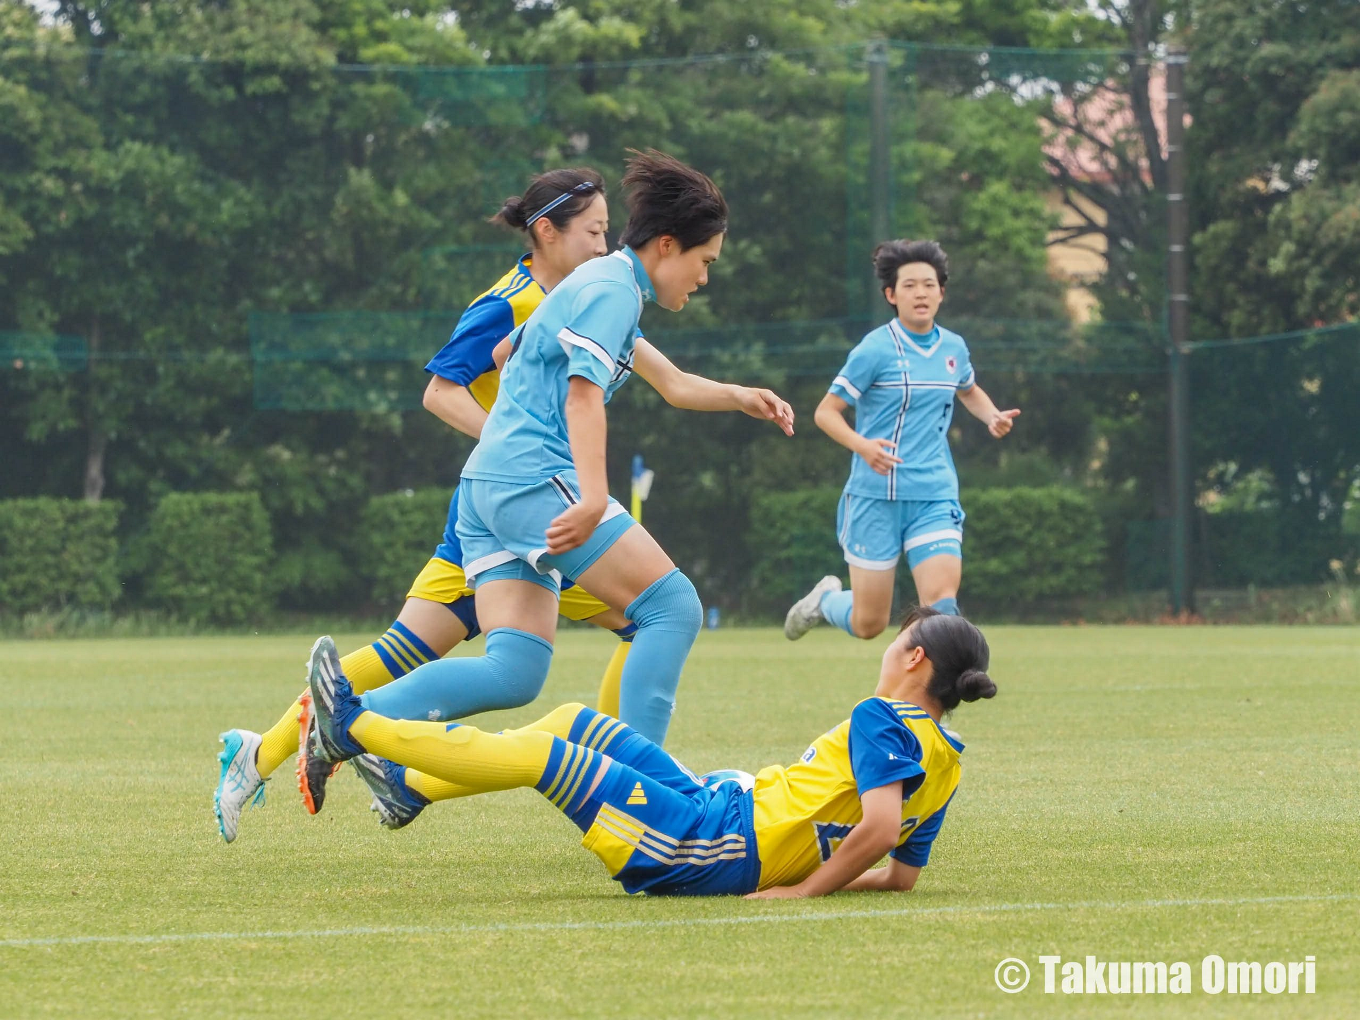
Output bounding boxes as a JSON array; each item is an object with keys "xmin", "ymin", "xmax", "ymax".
[
  {"xmin": 393, "ymin": 597, "xmax": 469, "ymax": 658},
  {"xmin": 615, "ymin": 569, "xmax": 703, "ymax": 746},
  {"xmin": 359, "ymin": 627, "xmax": 554, "ymax": 722},
  {"xmin": 911, "ymin": 554, "xmax": 962, "ymax": 608},
  {"xmin": 350, "ymin": 713, "xmax": 554, "ymax": 793},
  {"xmin": 847, "ymin": 564, "xmax": 895, "ymax": 638}
]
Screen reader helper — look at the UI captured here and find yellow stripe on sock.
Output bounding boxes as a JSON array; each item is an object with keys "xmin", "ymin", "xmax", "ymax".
[
  {"xmin": 378, "ymin": 634, "xmax": 417, "ymax": 673},
  {"xmin": 543, "ymin": 746, "xmax": 579, "ymax": 804},
  {"xmin": 578, "ymin": 713, "xmax": 610, "ymax": 749},
  {"xmin": 387, "ymin": 629, "xmax": 430, "ymax": 666},
  {"xmin": 552, "ymin": 747, "xmax": 591, "ymax": 807},
  {"xmin": 557, "ymin": 750, "xmax": 598, "ymax": 810}
]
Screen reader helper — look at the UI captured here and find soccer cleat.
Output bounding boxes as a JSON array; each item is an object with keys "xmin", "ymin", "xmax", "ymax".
[
  {"xmin": 783, "ymin": 575, "xmax": 843, "ymax": 640},
  {"xmin": 295, "ymin": 692, "xmax": 341, "ymax": 815},
  {"xmin": 306, "ymin": 635, "xmax": 365, "ymax": 763},
  {"xmin": 350, "ymin": 754, "xmax": 429, "ymax": 830},
  {"xmin": 214, "ymin": 729, "xmax": 266, "ymax": 844}
]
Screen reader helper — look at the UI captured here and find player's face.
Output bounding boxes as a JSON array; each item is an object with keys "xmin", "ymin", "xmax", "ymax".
[
  {"xmin": 886, "ymin": 262, "xmax": 944, "ymax": 330},
  {"xmin": 876, "ymin": 624, "xmax": 930, "ymax": 696},
  {"xmin": 651, "ymin": 232, "xmax": 723, "ymax": 311},
  {"xmin": 553, "ymin": 193, "xmax": 610, "ymax": 270}
]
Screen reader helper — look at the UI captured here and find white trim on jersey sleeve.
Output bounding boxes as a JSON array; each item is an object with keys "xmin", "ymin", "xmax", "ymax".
[
  {"xmin": 832, "ymin": 375, "xmax": 862, "ymax": 399},
  {"xmin": 557, "ymin": 326, "xmax": 615, "ymax": 370}
]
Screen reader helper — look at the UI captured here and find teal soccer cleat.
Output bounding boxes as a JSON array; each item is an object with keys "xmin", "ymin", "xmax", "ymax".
[
  {"xmin": 214, "ymin": 729, "xmax": 266, "ymax": 844},
  {"xmin": 350, "ymin": 754, "xmax": 430, "ymax": 830}
]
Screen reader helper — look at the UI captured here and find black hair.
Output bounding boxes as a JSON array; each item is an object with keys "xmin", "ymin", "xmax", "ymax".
[
  {"xmin": 898, "ymin": 606, "xmax": 996, "ymax": 713},
  {"xmin": 490, "ymin": 167, "xmax": 606, "ymax": 242},
  {"xmin": 873, "ymin": 239, "xmax": 950, "ymax": 297},
  {"xmin": 618, "ymin": 149, "xmax": 728, "ymax": 251}
]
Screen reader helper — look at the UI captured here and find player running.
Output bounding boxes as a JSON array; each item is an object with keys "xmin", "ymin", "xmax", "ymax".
[
  {"xmin": 215, "ymin": 167, "xmax": 633, "ymax": 843},
  {"xmin": 785, "ymin": 240, "xmax": 1019, "ymax": 642},
  {"xmin": 295, "ymin": 149, "xmax": 794, "ymax": 814},
  {"xmin": 305, "ymin": 605, "xmax": 995, "ymax": 896}
]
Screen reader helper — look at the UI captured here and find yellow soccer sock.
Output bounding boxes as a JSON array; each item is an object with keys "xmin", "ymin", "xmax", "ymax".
[
  {"xmin": 257, "ymin": 696, "xmax": 306, "ymax": 779},
  {"xmin": 342, "ymin": 643, "xmax": 399, "ymax": 696},
  {"xmin": 596, "ymin": 640, "xmax": 631, "ymax": 718},
  {"xmin": 256, "ymin": 643, "xmax": 402, "ymax": 779},
  {"xmin": 349, "ymin": 713, "xmax": 554, "ymax": 794},
  {"xmin": 405, "ymin": 769, "xmax": 474, "ymax": 803}
]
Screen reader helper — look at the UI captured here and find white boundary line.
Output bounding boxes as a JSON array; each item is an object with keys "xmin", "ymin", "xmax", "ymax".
[{"xmin": 1, "ymin": 892, "xmax": 1354, "ymax": 949}]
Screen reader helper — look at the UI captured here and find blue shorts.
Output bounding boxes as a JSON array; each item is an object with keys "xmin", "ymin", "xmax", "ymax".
[
  {"xmin": 837, "ymin": 491, "xmax": 965, "ymax": 571},
  {"xmin": 456, "ymin": 471, "xmax": 637, "ymax": 594},
  {"xmin": 577, "ymin": 761, "xmax": 760, "ymax": 897}
]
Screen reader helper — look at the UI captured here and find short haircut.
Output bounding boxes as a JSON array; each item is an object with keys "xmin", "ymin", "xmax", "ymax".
[
  {"xmin": 618, "ymin": 149, "xmax": 728, "ymax": 251},
  {"xmin": 491, "ymin": 167, "xmax": 606, "ymax": 239},
  {"xmin": 873, "ymin": 239, "xmax": 949, "ymax": 295}
]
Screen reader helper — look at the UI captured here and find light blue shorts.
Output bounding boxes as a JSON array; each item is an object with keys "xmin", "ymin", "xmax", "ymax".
[
  {"xmin": 456, "ymin": 471, "xmax": 637, "ymax": 594},
  {"xmin": 836, "ymin": 491, "xmax": 965, "ymax": 571}
]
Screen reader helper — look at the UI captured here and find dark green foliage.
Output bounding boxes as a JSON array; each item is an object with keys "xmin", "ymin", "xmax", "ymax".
[
  {"xmin": 144, "ymin": 493, "xmax": 275, "ymax": 625},
  {"xmin": 745, "ymin": 487, "xmax": 845, "ymax": 614},
  {"xmin": 357, "ymin": 488, "xmax": 453, "ymax": 607},
  {"xmin": 961, "ymin": 486, "xmax": 1106, "ymax": 603},
  {"xmin": 0, "ymin": 498, "xmax": 121, "ymax": 613}
]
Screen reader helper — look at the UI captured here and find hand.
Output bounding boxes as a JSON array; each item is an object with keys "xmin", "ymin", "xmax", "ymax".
[
  {"xmin": 546, "ymin": 500, "xmax": 608, "ymax": 555},
  {"xmin": 745, "ymin": 885, "xmax": 808, "ymax": 900},
  {"xmin": 857, "ymin": 437, "xmax": 904, "ymax": 475},
  {"xmin": 737, "ymin": 387, "xmax": 795, "ymax": 436},
  {"xmin": 989, "ymin": 408, "xmax": 1021, "ymax": 438}
]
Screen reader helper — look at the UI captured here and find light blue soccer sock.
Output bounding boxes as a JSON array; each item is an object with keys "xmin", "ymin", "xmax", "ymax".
[
  {"xmin": 819, "ymin": 589, "xmax": 857, "ymax": 636},
  {"xmin": 359, "ymin": 627, "xmax": 554, "ymax": 722},
  {"xmin": 615, "ymin": 569, "xmax": 702, "ymax": 746},
  {"xmin": 931, "ymin": 597, "xmax": 959, "ymax": 616}
]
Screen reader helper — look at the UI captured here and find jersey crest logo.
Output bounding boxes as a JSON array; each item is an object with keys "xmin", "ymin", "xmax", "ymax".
[
  {"xmin": 801, "ymin": 746, "xmax": 817, "ymax": 764},
  {"xmin": 626, "ymin": 782, "xmax": 648, "ymax": 806},
  {"xmin": 946, "ymin": 355, "xmax": 958, "ymax": 374}
]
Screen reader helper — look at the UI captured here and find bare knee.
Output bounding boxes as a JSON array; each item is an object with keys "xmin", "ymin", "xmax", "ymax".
[{"xmin": 850, "ymin": 612, "xmax": 889, "ymax": 639}]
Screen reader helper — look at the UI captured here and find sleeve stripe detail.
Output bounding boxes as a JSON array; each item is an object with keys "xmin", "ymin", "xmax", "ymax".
[
  {"xmin": 557, "ymin": 327, "xmax": 614, "ymax": 370},
  {"xmin": 832, "ymin": 375, "xmax": 862, "ymax": 399}
]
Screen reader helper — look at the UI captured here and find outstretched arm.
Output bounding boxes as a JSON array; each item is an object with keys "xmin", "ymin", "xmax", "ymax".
[
  {"xmin": 841, "ymin": 856, "xmax": 922, "ymax": 893},
  {"xmin": 633, "ymin": 339, "xmax": 794, "ymax": 436},
  {"xmin": 746, "ymin": 781, "xmax": 904, "ymax": 899},
  {"xmin": 957, "ymin": 384, "xmax": 1020, "ymax": 438}
]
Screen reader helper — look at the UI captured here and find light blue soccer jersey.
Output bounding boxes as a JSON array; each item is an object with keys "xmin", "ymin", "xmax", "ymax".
[
  {"xmin": 461, "ymin": 248, "xmax": 653, "ymax": 485},
  {"xmin": 828, "ymin": 318, "xmax": 976, "ymax": 501}
]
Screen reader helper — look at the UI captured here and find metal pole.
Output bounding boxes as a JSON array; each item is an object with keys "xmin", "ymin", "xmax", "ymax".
[
  {"xmin": 868, "ymin": 39, "xmax": 891, "ymax": 247},
  {"xmin": 1166, "ymin": 47, "xmax": 1193, "ymax": 614}
]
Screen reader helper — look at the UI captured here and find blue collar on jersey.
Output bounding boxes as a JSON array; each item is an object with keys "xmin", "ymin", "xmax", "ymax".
[
  {"xmin": 888, "ymin": 317, "xmax": 942, "ymax": 357},
  {"xmin": 614, "ymin": 245, "xmax": 657, "ymax": 304}
]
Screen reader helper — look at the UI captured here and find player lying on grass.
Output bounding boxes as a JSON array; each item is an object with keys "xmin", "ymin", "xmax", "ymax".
[{"xmin": 305, "ymin": 605, "xmax": 996, "ymax": 897}]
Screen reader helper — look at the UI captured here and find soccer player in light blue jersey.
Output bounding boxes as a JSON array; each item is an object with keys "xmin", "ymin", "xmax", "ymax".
[
  {"xmin": 302, "ymin": 150, "xmax": 794, "ymax": 775},
  {"xmin": 785, "ymin": 240, "xmax": 1020, "ymax": 641}
]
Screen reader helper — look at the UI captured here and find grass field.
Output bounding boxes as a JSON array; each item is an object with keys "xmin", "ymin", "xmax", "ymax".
[{"xmin": 2, "ymin": 626, "xmax": 1357, "ymax": 1018}]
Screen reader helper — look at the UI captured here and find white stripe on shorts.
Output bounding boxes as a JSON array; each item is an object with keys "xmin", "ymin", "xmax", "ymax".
[
  {"xmin": 464, "ymin": 549, "xmax": 518, "ymax": 579},
  {"xmin": 903, "ymin": 528, "xmax": 963, "ymax": 552}
]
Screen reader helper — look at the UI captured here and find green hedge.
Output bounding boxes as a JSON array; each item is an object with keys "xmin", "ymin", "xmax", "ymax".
[
  {"xmin": 145, "ymin": 492, "xmax": 274, "ymax": 625},
  {"xmin": 747, "ymin": 485, "xmax": 1107, "ymax": 613},
  {"xmin": 746, "ymin": 487, "xmax": 844, "ymax": 613},
  {"xmin": 963, "ymin": 486, "xmax": 1106, "ymax": 602},
  {"xmin": 0, "ymin": 498, "xmax": 122, "ymax": 613},
  {"xmin": 358, "ymin": 488, "xmax": 455, "ymax": 606}
]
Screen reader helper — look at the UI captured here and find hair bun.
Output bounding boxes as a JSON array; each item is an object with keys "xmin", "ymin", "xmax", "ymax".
[
  {"xmin": 957, "ymin": 668, "xmax": 997, "ymax": 703},
  {"xmin": 495, "ymin": 195, "xmax": 527, "ymax": 229}
]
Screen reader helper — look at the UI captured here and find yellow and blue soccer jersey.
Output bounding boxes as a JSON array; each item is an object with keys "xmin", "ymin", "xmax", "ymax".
[
  {"xmin": 426, "ymin": 256, "xmax": 545, "ymax": 568},
  {"xmin": 750, "ymin": 697, "xmax": 963, "ymax": 890},
  {"xmin": 462, "ymin": 248, "xmax": 652, "ymax": 485},
  {"xmin": 425, "ymin": 254, "xmax": 544, "ymax": 414},
  {"xmin": 829, "ymin": 320, "xmax": 976, "ymax": 501}
]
